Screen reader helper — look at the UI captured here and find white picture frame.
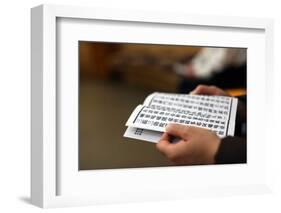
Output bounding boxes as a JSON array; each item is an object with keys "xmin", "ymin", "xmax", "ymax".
[{"xmin": 31, "ymin": 4, "xmax": 274, "ymax": 208}]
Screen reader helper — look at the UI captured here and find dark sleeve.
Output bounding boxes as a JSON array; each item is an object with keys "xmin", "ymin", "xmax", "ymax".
[
  {"xmin": 236, "ymin": 95, "xmax": 247, "ymax": 124},
  {"xmin": 215, "ymin": 136, "xmax": 247, "ymax": 164}
]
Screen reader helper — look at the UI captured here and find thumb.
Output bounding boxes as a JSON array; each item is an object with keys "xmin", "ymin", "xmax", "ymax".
[{"xmin": 165, "ymin": 123, "xmax": 190, "ymax": 139}]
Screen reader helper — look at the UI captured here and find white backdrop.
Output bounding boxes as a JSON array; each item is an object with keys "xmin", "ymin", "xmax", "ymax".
[{"xmin": 0, "ymin": 0, "xmax": 280, "ymax": 212}]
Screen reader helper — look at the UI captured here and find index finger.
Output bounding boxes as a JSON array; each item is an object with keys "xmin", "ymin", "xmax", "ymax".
[{"xmin": 190, "ymin": 85, "xmax": 213, "ymax": 95}]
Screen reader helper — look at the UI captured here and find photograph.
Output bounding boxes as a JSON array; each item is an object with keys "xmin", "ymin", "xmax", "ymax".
[{"xmin": 78, "ymin": 41, "xmax": 247, "ymax": 170}]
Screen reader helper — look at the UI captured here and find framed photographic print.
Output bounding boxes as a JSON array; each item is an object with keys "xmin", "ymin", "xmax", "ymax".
[{"xmin": 31, "ymin": 4, "xmax": 274, "ymax": 208}]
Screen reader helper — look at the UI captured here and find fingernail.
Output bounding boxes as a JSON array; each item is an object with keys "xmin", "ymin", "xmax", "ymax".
[
  {"xmin": 165, "ymin": 124, "xmax": 170, "ymax": 131},
  {"xmin": 165, "ymin": 124, "xmax": 172, "ymax": 131}
]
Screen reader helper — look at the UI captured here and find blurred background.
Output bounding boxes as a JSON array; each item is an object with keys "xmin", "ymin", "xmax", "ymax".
[{"xmin": 79, "ymin": 41, "xmax": 246, "ymax": 170}]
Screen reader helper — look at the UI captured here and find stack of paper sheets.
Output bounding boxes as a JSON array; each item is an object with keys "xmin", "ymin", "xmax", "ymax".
[{"xmin": 124, "ymin": 92, "xmax": 238, "ymax": 143}]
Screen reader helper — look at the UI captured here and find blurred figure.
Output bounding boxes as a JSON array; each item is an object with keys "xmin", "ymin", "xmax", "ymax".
[
  {"xmin": 175, "ymin": 48, "xmax": 246, "ymax": 79},
  {"xmin": 175, "ymin": 48, "xmax": 247, "ymax": 93}
]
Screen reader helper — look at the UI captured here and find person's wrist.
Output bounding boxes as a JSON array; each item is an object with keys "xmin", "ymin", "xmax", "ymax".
[{"xmin": 208, "ymin": 136, "xmax": 221, "ymax": 164}]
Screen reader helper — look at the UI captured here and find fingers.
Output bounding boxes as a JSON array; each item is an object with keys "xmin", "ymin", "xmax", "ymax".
[
  {"xmin": 157, "ymin": 135, "xmax": 194, "ymax": 163},
  {"xmin": 156, "ymin": 124, "xmax": 220, "ymax": 165},
  {"xmin": 165, "ymin": 123, "xmax": 192, "ymax": 139},
  {"xmin": 156, "ymin": 136, "xmax": 188, "ymax": 162},
  {"xmin": 156, "ymin": 132, "xmax": 173, "ymax": 156},
  {"xmin": 190, "ymin": 85, "xmax": 216, "ymax": 95},
  {"xmin": 190, "ymin": 84, "xmax": 228, "ymax": 96},
  {"xmin": 159, "ymin": 132, "xmax": 170, "ymax": 141},
  {"xmin": 156, "ymin": 124, "xmax": 201, "ymax": 162}
]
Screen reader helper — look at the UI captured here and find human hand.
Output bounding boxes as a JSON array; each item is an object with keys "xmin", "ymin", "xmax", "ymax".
[
  {"xmin": 184, "ymin": 64, "xmax": 196, "ymax": 79},
  {"xmin": 156, "ymin": 123, "xmax": 221, "ymax": 165},
  {"xmin": 190, "ymin": 85, "xmax": 229, "ymax": 96},
  {"xmin": 174, "ymin": 63, "xmax": 196, "ymax": 79}
]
